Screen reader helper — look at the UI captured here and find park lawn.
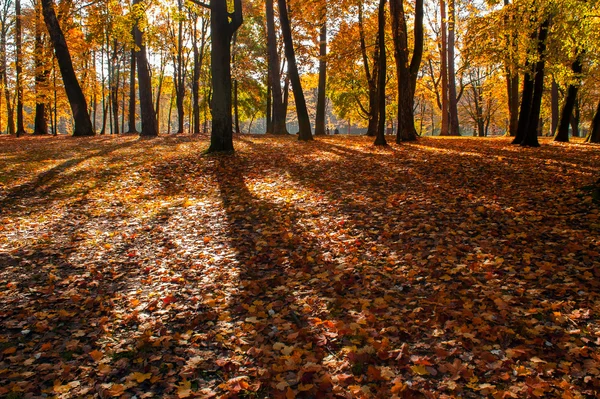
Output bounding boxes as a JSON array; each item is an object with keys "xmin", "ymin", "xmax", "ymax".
[{"xmin": 0, "ymin": 134, "xmax": 599, "ymax": 398}]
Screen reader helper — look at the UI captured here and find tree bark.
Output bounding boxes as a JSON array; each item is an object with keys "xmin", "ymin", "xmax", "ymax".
[
  {"xmin": 278, "ymin": 0, "xmax": 312, "ymax": 141},
  {"xmin": 551, "ymin": 78, "xmax": 559, "ymax": 136},
  {"xmin": 314, "ymin": 4, "xmax": 327, "ymax": 136},
  {"xmin": 390, "ymin": 0, "xmax": 423, "ymax": 143},
  {"xmin": 586, "ymin": 100, "xmax": 600, "ymax": 143},
  {"xmin": 358, "ymin": 2, "xmax": 378, "ymax": 137},
  {"xmin": 203, "ymin": 0, "xmax": 242, "ymax": 151},
  {"xmin": 126, "ymin": 47, "xmax": 138, "ymax": 133},
  {"xmin": 266, "ymin": 0, "xmax": 287, "ymax": 134},
  {"xmin": 521, "ymin": 19, "xmax": 549, "ymax": 147},
  {"xmin": 439, "ymin": 0, "xmax": 449, "ymax": 136},
  {"xmin": 133, "ymin": 0, "xmax": 158, "ymax": 138},
  {"xmin": 16, "ymin": 0, "xmax": 25, "ymax": 136},
  {"xmin": 174, "ymin": 0, "xmax": 185, "ymax": 134},
  {"xmin": 555, "ymin": 53, "xmax": 583, "ymax": 143},
  {"xmin": 42, "ymin": 0, "xmax": 94, "ymax": 136},
  {"xmin": 34, "ymin": 0, "xmax": 49, "ymax": 135},
  {"xmin": 110, "ymin": 39, "xmax": 120, "ymax": 135},
  {"xmin": 447, "ymin": 0, "xmax": 459, "ymax": 135},
  {"xmin": 373, "ymin": 0, "xmax": 387, "ymax": 146}
]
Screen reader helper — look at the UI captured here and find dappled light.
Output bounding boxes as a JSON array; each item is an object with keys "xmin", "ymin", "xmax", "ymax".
[{"xmin": 1, "ymin": 134, "xmax": 599, "ymax": 398}]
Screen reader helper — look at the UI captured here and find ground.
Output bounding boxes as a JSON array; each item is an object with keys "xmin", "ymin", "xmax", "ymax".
[{"xmin": 0, "ymin": 134, "xmax": 599, "ymax": 398}]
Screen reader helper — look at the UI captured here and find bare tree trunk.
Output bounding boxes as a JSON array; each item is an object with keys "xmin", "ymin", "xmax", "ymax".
[
  {"xmin": 439, "ymin": 0, "xmax": 449, "ymax": 136},
  {"xmin": 551, "ymin": 78, "xmax": 559, "ymax": 136},
  {"xmin": 133, "ymin": 0, "xmax": 158, "ymax": 137},
  {"xmin": 278, "ymin": 0, "xmax": 312, "ymax": 141},
  {"xmin": 373, "ymin": 0, "xmax": 387, "ymax": 146},
  {"xmin": 42, "ymin": 0, "xmax": 94, "ymax": 136},
  {"xmin": 521, "ymin": 19, "xmax": 549, "ymax": 147},
  {"xmin": 126, "ymin": 47, "xmax": 137, "ymax": 133},
  {"xmin": 15, "ymin": 0, "xmax": 25, "ymax": 136},
  {"xmin": 232, "ymin": 31, "xmax": 240, "ymax": 134},
  {"xmin": 34, "ymin": 0, "xmax": 49, "ymax": 135},
  {"xmin": 314, "ymin": 3, "xmax": 327, "ymax": 136},
  {"xmin": 555, "ymin": 53, "xmax": 583, "ymax": 142},
  {"xmin": 359, "ymin": 2, "xmax": 378, "ymax": 137},
  {"xmin": 586, "ymin": 100, "xmax": 600, "ymax": 143},
  {"xmin": 390, "ymin": 0, "xmax": 423, "ymax": 143},
  {"xmin": 204, "ymin": 0, "xmax": 242, "ymax": 151},
  {"xmin": 447, "ymin": 0, "xmax": 459, "ymax": 135},
  {"xmin": 266, "ymin": 0, "xmax": 287, "ymax": 134}
]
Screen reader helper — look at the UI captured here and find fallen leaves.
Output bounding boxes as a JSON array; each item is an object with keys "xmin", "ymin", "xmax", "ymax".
[{"xmin": 0, "ymin": 135, "xmax": 598, "ymax": 397}]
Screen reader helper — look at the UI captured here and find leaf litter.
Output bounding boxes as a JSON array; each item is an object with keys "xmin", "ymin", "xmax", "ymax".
[{"xmin": 0, "ymin": 134, "xmax": 599, "ymax": 398}]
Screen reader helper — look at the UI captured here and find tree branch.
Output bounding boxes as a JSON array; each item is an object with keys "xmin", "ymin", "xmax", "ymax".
[{"xmin": 229, "ymin": 0, "xmax": 243, "ymax": 34}]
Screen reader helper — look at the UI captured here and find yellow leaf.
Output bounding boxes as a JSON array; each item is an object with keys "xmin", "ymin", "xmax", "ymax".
[
  {"xmin": 177, "ymin": 380, "xmax": 192, "ymax": 398},
  {"xmin": 298, "ymin": 383, "xmax": 313, "ymax": 391},
  {"xmin": 131, "ymin": 372, "xmax": 152, "ymax": 383},
  {"xmin": 286, "ymin": 387, "xmax": 296, "ymax": 399},
  {"xmin": 282, "ymin": 345, "xmax": 295, "ymax": 356},
  {"xmin": 273, "ymin": 342, "xmax": 285, "ymax": 351},
  {"xmin": 410, "ymin": 365, "xmax": 429, "ymax": 375},
  {"xmin": 276, "ymin": 381, "xmax": 288, "ymax": 391},
  {"xmin": 53, "ymin": 383, "xmax": 72, "ymax": 394}
]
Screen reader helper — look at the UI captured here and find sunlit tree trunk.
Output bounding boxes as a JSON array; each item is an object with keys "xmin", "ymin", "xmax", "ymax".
[
  {"xmin": 586, "ymin": 101, "xmax": 600, "ymax": 143},
  {"xmin": 439, "ymin": 0, "xmax": 449, "ymax": 136},
  {"xmin": 266, "ymin": 0, "xmax": 287, "ymax": 134},
  {"xmin": 15, "ymin": 0, "xmax": 25, "ymax": 136},
  {"xmin": 125, "ymin": 47, "xmax": 137, "ymax": 133},
  {"xmin": 174, "ymin": 0, "xmax": 185, "ymax": 134},
  {"xmin": 359, "ymin": 2, "xmax": 378, "ymax": 137},
  {"xmin": 133, "ymin": 0, "xmax": 158, "ymax": 138},
  {"xmin": 555, "ymin": 53, "xmax": 583, "ymax": 143},
  {"xmin": 314, "ymin": 2, "xmax": 327, "ymax": 136},
  {"xmin": 42, "ymin": 0, "xmax": 94, "ymax": 136},
  {"xmin": 551, "ymin": 79, "xmax": 559, "ymax": 136},
  {"xmin": 278, "ymin": 0, "xmax": 312, "ymax": 141},
  {"xmin": 447, "ymin": 0, "xmax": 459, "ymax": 135},
  {"xmin": 191, "ymin": 10, "xmax": 207, "ymax": 136},
  {"xmin": 373, "ymin": 0, "xmax": 387, "ymax": 146},
  {"xmin": 110, "ymin": 39, "xmax": 120, "ymax": 135}
]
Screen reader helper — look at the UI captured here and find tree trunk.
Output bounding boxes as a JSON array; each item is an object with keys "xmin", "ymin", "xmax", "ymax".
[
  {"xmin": 391, "ymin": 0, "xmax": 423, "ymax": 143},
  {"xmin": 503, "ymin": 0, "xmax": 519, "ymax": 137},
  {"xmin": 447, "ymin": 0, "xmax": 459, "ymax": 135},
  {"xmin": 314, "ymin": 4, "xmax": 327, "ymax": 136},
  {"xmin": 16, "ymin": 0, "xmax": 25, "ymax": 136},
  {"xmin": 205, "ymin": 0, "xmax": 242, "ymax": 151},
  {"xmin": 126, "ymin": 47, "xmax": 138, "ymax": 133},
  {"xmin": 359, "ymin": 2, "xmax": 378, "ymax": 137},
  {"xmin": 555, "ymin": 53, "xmax": 583, "ymax": 142},
  {"xmin": 513, "ymin": 61, "xmax": 533, "ymax": 144},
  {"xmin": 521, "ymin": 19, "xmax": 549, "ymax": 147},
  {"xmin": 439, "ymin": 0, "xmax": 449, "ymax": 136},
  {"xmin": 278, "ymin": 0, "xmax": 312, "ymax": 141},
  {"xmin": 174, "ymin": 0, "xmax": 185, "ymax": 134},
  {"xmin": 133, "ymin": 0, "xmax": 158, "ymax": 138},
  {"xmin": 586, "ymin": 100, "xmax": 600, "ymax": 143},
  {"xmin": 34, "ymin": 0, "xmax": 49, "ymax": 135},
  {"xmin": 111, "ymin": 39, "xmax": 120, "ymax": 135},
  {"xmin": 232, "ymin": 31, "xmax": 241, "ymax": 134},
  {"xmin": 42, "ymin": 0, "xmax": 94, "ymax": 136},
  {"xmin": 551, "ymin": 78, "xmax": 559, "ymax": 136},
  {"xmin": 571, "ymin": 103, "xmax": 580, "ymax": 137},
  {"xmin": 1, "ymin": 18, "xmax": 15, "ymax": 135},
  {"xmin": 266, "ymin": 0, "xmax": 287, "ymax": 134},
  {"xmin": 191, "ymin": 11, "xmax": 207, "ymax": 135},
  {"xmin": 373, "ymin": 0, "xmax": 387, "ymax": 146}
]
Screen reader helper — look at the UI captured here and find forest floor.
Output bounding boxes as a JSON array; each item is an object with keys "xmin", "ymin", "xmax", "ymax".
[{"xmin": 0, "ymin": 134, "xmax": 599, "ymax": 399}]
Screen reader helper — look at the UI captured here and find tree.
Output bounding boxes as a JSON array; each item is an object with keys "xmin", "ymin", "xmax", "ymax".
[
  {"xmin": 439, "ymin": 0, "xmax": 449, "ymax": 136},
  {"xmin": 278, "ymin": 0, "xmax": 312, "ymax": 141},
  {"xmin": 555, "ymin": 52, "xmax": 583, "ymax": 143},
  {"xmin": 358, "ymin": 2, "xmax": 379, "ymax": 138},
  {"xmin": 265, "ymin": 0, "xmax": 287, "ymax": 135},
  {"xmin": 1, "ymin": 0, "xmax": 15, "ymax": 135},
  {"xmin": 191, "ymin": 0, "xmax": 243, "ymax": 152},
  {"xmin": 125, "ymin": 47, "xmax": 138, "ymax": 134},
  {"xmin": 41, "ymin": 0, "xmax": 95, "ymax": 136},
  {"xmin": 447, "ymin": 0, "xmax": 459, "ymax": 135},
  {"xmin": 314, "ymin": 1, "xmax": 327, "ymax": 136},
  {"xmin": 132, "ymin": 0, "xmax": 158, "ymax": 138},
  {"xmin": 587, "ymin": 100, "xmax": 600, "ymax": 143},
  {"xmin": 373, "ymin": 0, "xmax": 387, "ymax": 146},
  {"xmin": 34, "ymin": 0, "xmax": 49, "ymax": 135},
  {"xmin": 390, "ymin": 0, "xmax": 424, "ymax": 142},
  {"xmin": 15, "ymin": 0, "xmax": 25, "ymax": 136}
]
